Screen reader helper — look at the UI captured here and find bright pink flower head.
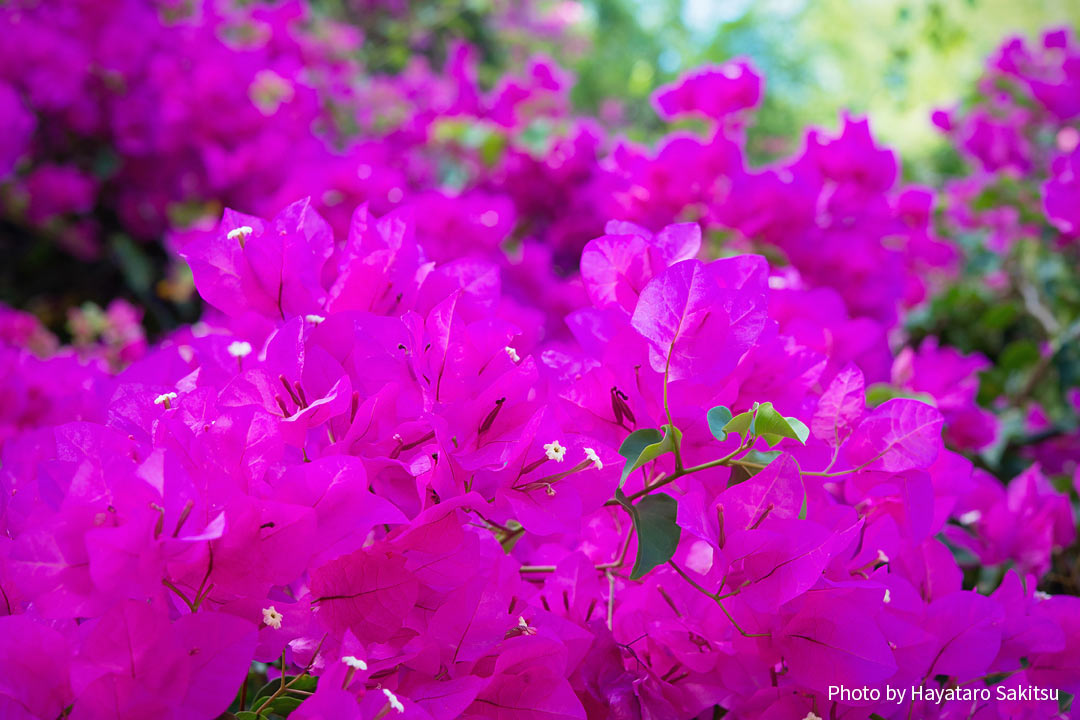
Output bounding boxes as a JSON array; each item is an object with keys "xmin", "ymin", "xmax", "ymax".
[{"xmin": 651, "ymin": 59, "xmax": 762, "ymax": 121}]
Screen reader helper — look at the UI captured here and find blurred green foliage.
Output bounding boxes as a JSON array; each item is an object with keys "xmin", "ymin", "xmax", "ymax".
[
  {"xmin": 565, "ymin": 0, "xmax": 1080, "ymax": 169},
  {"xmin": 326, "ymin": 0, "xmax": 1080, "ymax": 168}
]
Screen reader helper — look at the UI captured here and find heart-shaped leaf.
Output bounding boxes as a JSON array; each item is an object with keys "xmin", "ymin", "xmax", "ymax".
[
  {"xmin": 617, "ymin": 425, "xmax": 683, "ymax": 487},
  {"xmin": 706, "ymin": 405, "xmax": 734, "ymax": 441},
  {"xmin": 615, "ymin": 490, "xmax": 681, "ymax": 580},
  {"xmin": 722, "ymin": 402, "xmax": 809, "ymax": 447},
  {"xmin": 753, "ymin": 403, "xmax": 810, "ymax": 448}
]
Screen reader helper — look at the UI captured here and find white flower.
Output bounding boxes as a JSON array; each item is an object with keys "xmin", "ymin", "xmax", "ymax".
[
  {"xmin": 305, "ymin": 314, "xmax": 326, "ymax": 325},
  {"xmin": 505, "ymin": 346, "xmax": 520, "ymax": 363},
  {"xmin": 958, "ymin": 509, "xmax": 982, "ymax": 525},
  {"xmin": 342, "ymin": 655, "xmax": 367, "ymax": 670},
  {"xmin": 543, "ymin": 440, "xmax": 566, "ymax": 463},
  {"xmin": 227, "ymin": 226, "xmax": 253, "ymax": 242},
  {"xmin": 227, "ymin": 340, "xmax": 252, "ymax": 358},
  {"xmin": 261, "ymin": 606, "xmax": 283, "ymax": 630},
  {"xmin": 154, "ymin": 392, "xmax": 178, "ymax": 407},
  {"xmin": 883, "ymin": 589, "xmax": 891, "ymax": 604},
  {"xmin": 382, "ymin": 688, "xmax": 405, "ymax": 713},
  {"xmin": 584, "ymin": 447, "xmax": 603, "ymax": 470}
]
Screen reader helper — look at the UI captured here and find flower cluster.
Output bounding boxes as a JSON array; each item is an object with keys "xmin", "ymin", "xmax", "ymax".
[
  {"xmin": 1, "ymin": 196, "xmax": 1076, "ymax": 719},
  {"xmin": 0, "ymin": 0, "xmax": 367, "ymax": 258},
  {"xmin": 928, "ymin": 27, "xmax": 1080, "ymax": 477},
  {"xmin": 1, "ymin": 3, "xmax": 1079, "ymax": 719}
]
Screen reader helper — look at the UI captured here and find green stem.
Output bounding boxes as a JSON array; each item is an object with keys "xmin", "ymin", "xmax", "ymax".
[
  {"xmin": 606, "ymin": 437, "xmax": 752, "ymax": 508},
  {"xmin": 662, "ymin": 348, "xmax": 683, "ymax": 472},
  {"xmin": 667, "ymin": 561, "xmax": 769, "ymax": 638},
  {"xmin": 253, "ymin": 635, "xmax": 327, "ymax": 716}
]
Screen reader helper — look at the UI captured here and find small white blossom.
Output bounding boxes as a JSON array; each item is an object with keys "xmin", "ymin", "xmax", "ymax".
[
  {"xmin": 958, "ymin": 510, "xmax": 982, "ymax": 525},
  {"xmin": 584, "ymin": 447, "xmax": 603, "ymax": 470},
  {"xmin": 883, "ymin": 589, "xmax": 891, "ymax": 604},
  {"xmin": 543, "ymin": 440, "xmax": 566, "ymax": 463},
  {"xmin": 227, "ymin": 226, "xmax": 253, "ymax": 242},
  {"xmin": 876, "ymin": 549, "xmax": 890, "ymax": 564},
  {"xmin": 382, "ymin": 688, "xmax": 405, "ymax": 713},
  {"xmin": 342, "ymin": 655, "xmax": 367, "ymax": 670},
  {"xmin": 154, "ymin": 392, "xmax": 178, "ymax": 407},
  {"xmin": 305, "ymin": 314, "xmax": 326, "ymax": 325},
  {"xmin": 261, "ymin": 606, "xmax": 283, "ymax": 630},
  {"xmin": 227, "ymin": 340, "xmax": 252, "ymax": 358},
  {"xmin": 505, "ymin": 346, "xmax": 520, "ymax": 363}
]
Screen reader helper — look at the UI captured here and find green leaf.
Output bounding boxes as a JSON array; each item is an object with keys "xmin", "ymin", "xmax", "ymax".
[
  {"xmin": 865, "ymin": 383, "xmax": 937, "ymax": 409},
  {"xmin": 720, "ymin": 403, "xmax": 809, "ymax": 448},
  {"xmin": 235, "ymin": 712, "xmax": 263, "ymax": 720},
  {"xmin": 615, "ymin": 490, "xmax": 681, "ymax": 580},
  {"xmin": 264, "ymin": 696, "xmax": 303, "ymax": 716},
  {"xmin": 722, "ymin": 409, "xmax": 755, "ymax": 437},
  {"xmin": 749, "ymin": 402, "xmax": 810, "ymax": 448},
  {"xmin": 617, "ymin": 425, "xmax": 682, "ymax": 487},
  {"xmin": 252, "ymin": 680, "xmax": 277, "ymax": 701},
  {"xmin": 706, "ymin": 406, "xmax": 733, "ymax": 441}
]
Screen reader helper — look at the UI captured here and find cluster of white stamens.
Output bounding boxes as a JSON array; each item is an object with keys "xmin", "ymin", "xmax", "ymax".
[
  {"xmin": 382, "ymin": 688, "xmax": 405, "ymax": 713},
  {"xmin": 342, "ymin": 655, "xmax": 367, "ymax": 670},
  {"xmin": 227, "ymin": 226, "xmax": 254, "ymax": 243},
  {"xmin": 803, "ymin": 713, "xmax": 823, "ymax": 720},
  {"xmin": 876, "ymin": 549, "xmax": 890, "ymax": 564},
  {"xmin": 305, "ymin": 314, "xmax": 326, "ymax": 324},
  {"xmin": 883, "ymin": 589, "xmax": 891, "ymax": 604},
  {"xmin": 227, "ymin": 340, "xmax": 252, "ymax": 358},
  {"xmin": 543, "ymin": 440, "xmax": 566, "ymax": 463},
  {"xmin": 505, "ymin": 346, "xmax": 520, "ymax": 363},
  {"xmin": 154, "ymin": 392, "xmax": 178, "ymax": 408},
  {"xmin": 262, "ymin": 606, "xmax": 283, "ymax": 629},
  {"xmin": 517, "ymin": 616, "xmax": 537, "ymax": 636},
  {"xmin": 584, "ymin": 447, "xmax": 603, "ymax": 470}
]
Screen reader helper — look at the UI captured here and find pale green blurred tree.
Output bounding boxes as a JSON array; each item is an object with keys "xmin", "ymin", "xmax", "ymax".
[{"xmin": 568, "ymin": 0, "xmax": 1080, "ymax": 172}]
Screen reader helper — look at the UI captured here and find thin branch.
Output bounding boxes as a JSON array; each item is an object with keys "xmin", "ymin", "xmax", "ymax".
[
  {"xmin": 253, "ymin": 634, "xmax": 328, "ymax": 715},
  {"xmin": 667, "ymin": 561, "xmax": 769, "ymax": 638}
]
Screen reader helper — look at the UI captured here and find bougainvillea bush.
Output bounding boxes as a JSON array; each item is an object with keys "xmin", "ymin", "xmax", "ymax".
[{"xmin": 1, "ymin": 2, "xmax": 1079, "ymax": 719}]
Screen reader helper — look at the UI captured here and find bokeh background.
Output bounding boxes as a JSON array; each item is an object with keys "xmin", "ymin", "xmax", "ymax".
[{"xmin": 6, "ymin": 0, "xmax": 1080, "ymax": 331}]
